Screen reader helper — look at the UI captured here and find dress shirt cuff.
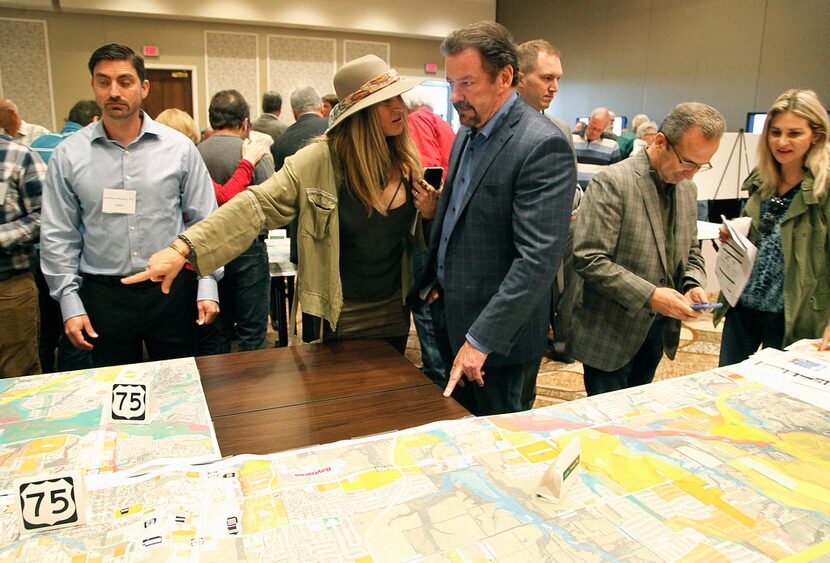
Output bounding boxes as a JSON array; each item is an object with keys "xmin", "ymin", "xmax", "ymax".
[
  {"xmin": 196, "ymin": 277, "xmax": 219, "ymax": 303},
  {"xmin": 466, "ymin": 333, "xmax": 492, "ymax": 355},
  {"xmin": 59, "ymin": 292, "xmax": 87, "ymax": 323}
]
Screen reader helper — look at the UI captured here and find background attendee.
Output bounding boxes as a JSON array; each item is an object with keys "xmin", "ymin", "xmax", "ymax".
[
  {"xmin": 251, "ymin": 91, "xmax": 287, "ymax": 143},
  {"xmin": 321, "ymin": 93, "xmax": 338, "ymax": 119},
  {"xmin": 272, "ymin": 87, "xmax": 328, "ymax": 172},
  {"xmin": 631, "ymin": 120, "xmax": 658, "ymax": 155},
  {"xmin": 422, "ymin": 21, "xmax": 575, "ymax": 415},
  {"xmin": 402, "ymin": 88, "xmax": 455, "ymax": 385},
  {"xmin": 515, "ymin": 39, "xmax": 572, "ymax": 150},
  {"xmin": 31, "ymin": 100, "xmax": 101, "ymax": 163},
  {"xmin": 716, "ymin": 89, "xmax": 830, "ymax": 365},
  {"xmin": 127, "ymin": 55, "xmax": 439, "ymax": 355},
  {"xmin": 0, "ymin": 98, "xmax": 49, "ymax": 146},
  {"xmin": 155, "ymin": 107, "xmax": 267, "ymax": 204},
  {"xmin": 616, "ymin": 113, "xmax": 650, "ymax": 159},
  {"xmin": 515, "ymin": 38, "xmax": 578, "ymax": 364},
  {"xmin": 605, "ymin": 109, "xmax": 618, "ymax": 139},
  {"xmin": 270, "ymin": 86, "xmax": 329, "ymax": 341},
  {"xmin": 572, "ymin": 107, "xmax": 621, "ymax": 165},
  {"xmin": 31, "ymin": 99, "xmax": 100, "ymax": 373},
  {"xmin": 40, "ymin": 43, "xmax": 220, "ymax": 368},
  {"xmin": 0, "ymin": 135, "xmax": 43, "ymax": 377},
  {"xmin": 198, "ymin": 90, "xmax": 274, "ymax": 354},
  {"xmin": 403, "ymin": 90, "xmax": 455, "ymax": 174},
  {"xmin": 569, "ymin": 102, "xmax": 725, "ymax": 396}
]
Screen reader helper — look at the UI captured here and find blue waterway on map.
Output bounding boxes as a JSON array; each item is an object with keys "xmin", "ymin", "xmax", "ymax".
[
  {"xmin": 426, "ymin": 429, "xmax": 463, "ymax": 455},
  {"xmin": 1, "ymin": 408, "xmax": 102, "ymax": 443},
  {"xmin": 439, "ymin": 466, "xmax": 615, "ymax": 559}
]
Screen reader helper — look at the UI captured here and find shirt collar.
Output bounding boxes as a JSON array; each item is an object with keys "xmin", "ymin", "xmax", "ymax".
[
  {"xmin": 91, "ymin": 110, "xmax": 160, "ymax": 145},
  {"xmin": 466, "ymin": 91, "xmax": 518, "ymax": 140}
]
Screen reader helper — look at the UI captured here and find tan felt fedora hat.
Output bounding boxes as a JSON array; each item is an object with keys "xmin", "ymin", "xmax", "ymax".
[{"xmin": 327, "ymin": 55, "xmax": 423, "ymax": 131}]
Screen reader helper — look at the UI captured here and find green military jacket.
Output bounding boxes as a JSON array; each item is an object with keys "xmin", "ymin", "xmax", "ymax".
[
  {"xmin": 715, "ymin": 168, "xmax": 830, "ymax": 345},
  {"xmin": 183, "ymin": 141, "xmax": 424, "ymax": 332}
]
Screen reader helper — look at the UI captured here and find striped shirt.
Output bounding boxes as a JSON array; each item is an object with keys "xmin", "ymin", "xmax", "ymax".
[
  {"xmin": 0, "ymin": 135, "xmax": 44, "ymax": 275},
  {"xmin": 572, "ymin": 133, "xmax": 621, "ymax": 166}
]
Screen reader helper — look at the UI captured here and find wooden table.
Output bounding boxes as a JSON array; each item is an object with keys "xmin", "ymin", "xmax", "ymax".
[{"xmin": 197, "ymin": 340, "xmax": 470, "ymax": 456}]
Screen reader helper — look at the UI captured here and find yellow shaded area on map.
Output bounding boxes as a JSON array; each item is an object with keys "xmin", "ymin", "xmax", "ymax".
[
  {"xmin": 517, "ymin": 440, "xmax": 559, "ymax": 463},
  {"xmin": 241, "ymin": 495, "xmax": 288, "ymax": 533},
  {"xmin": 90, "ymin": 365, "xmax": 125, "ymax": 382},
  {"xmin": 713, "ymin": 386, "xmax": 830, "ymax": 514},
  {"xmin": 497, "ymin": 429, "xmax": 536, "ymax": 447},
  {"xmin": 18, "ymin": 436, "xmax": 69, "ymax": 472},
  {"xmin": 729, "ymin": 455, "xmax": 830, "ymax": 514},
  {"xmin": 316, "ymin": 482, "xmax": 339, "ymax": 492},
  {"xmin": 674, "ymin": 474, "xmax": 755, "ymax": 527},
  {"xmin": 238, "ymin": 459, "xmax": 278, "ymax": 492},
  {"xmin": 394, "ymin": 433, "xmax": 442, "ymax": 467},
  {"xmin": 340, "ymin": 469, "xmax": 401, "ymax": 492},
  {"xmin": 778, "ymin": 538, "xmax": 830, "ymax": 562},
  {"xmin": 659, "ymin": 475, "xmax": 785, "ymax": 558},
  {"xmin": 354, "ymin": 558, "xmax": 373, "ymax": 563},
  {"xmin": 581, "ymin": 430, "xmax": 688, "ymax": 491},
  {"xmin": 114, "ymin": 504, "xmax": 143, "ymax": 518},
  {"xmin": 0, "ymin": 370, "xmax": 86, "ymax": 406}
]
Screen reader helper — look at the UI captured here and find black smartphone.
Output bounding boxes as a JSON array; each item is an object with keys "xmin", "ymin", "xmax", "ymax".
[{"xmin": 423, "ymin": 167, "xmax": 444, "ymax": 190}]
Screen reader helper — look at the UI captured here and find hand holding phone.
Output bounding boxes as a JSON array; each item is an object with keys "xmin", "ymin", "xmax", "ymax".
[
  {"xmin": 690, "ymin": 302, "xmax": 723, "ymax": 310},
  {"xmin": 423, "ymin": 167, "xmax": 444, "ymax": 190}
]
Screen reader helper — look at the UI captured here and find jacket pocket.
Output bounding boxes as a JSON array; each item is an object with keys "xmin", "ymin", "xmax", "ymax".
[{"xmin": 303, "ymin": 189, "xmax": 337, "ymax": 240}]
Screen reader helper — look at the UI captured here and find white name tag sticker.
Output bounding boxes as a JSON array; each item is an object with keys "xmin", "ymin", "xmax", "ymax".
[
  {"xmin": 102, "ymin": 188, "xmax": 137, "ymax": 214},
  {"xmin": 104, "ymin": 382, "xmax": 152, "ymax": 424},
  {"xmin": 537, "ymin": 436, "xmax": 581, "ymax": 503},
  {"xmin": 15, "ymin": 472, "xmax": 87, "ymax": 534}
]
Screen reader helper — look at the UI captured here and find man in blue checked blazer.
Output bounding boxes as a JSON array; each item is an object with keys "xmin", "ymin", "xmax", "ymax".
[
  {"xmin": 568, "ymin": 102, "xmax": 725, "ymax": 396},
  {"xmin": 417, "ymin": 22, "xmax": 576, "ymax": 416}
]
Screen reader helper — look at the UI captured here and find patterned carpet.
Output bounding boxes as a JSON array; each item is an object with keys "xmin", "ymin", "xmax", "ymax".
[{"xmin": 404, "ymin": 312, "xmax": 723, "ymax": 408}]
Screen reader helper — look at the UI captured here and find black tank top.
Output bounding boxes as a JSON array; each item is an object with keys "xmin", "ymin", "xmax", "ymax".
[{"xmin": 338, "ymin": 178, "xmax": 415, "ymax": 301}]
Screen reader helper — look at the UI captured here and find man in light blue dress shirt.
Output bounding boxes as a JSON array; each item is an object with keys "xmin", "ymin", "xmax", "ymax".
[{"xmin": 40, "ymin": 44, "xmax": 221, "ymax": 368}]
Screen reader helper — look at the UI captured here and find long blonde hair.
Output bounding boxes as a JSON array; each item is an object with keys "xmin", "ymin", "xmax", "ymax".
[
  {"xmin": 327, "ymin": 102, "xmax": 422, "ymax": 215},
  {"xmin": 155, "ymin": 108, "xmax": 200, "ymax": 144},
  {"xmin": 758, "ymin": 89, "xmax": 829, "ymax": 198}
]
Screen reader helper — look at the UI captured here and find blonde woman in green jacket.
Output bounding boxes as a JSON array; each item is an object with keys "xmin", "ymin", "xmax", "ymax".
[
  {"xmin": 125, "ymin": 55, "xmax": 439, "ymax": 354},
  {"xmin": 716, "ymin": 89, "xmax": 830, "ymax": 364}
]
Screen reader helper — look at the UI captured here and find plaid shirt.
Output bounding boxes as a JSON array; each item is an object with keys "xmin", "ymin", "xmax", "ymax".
[{"xmin": 0, "ymin": 135, "xmax": 44, "ymax": 275}]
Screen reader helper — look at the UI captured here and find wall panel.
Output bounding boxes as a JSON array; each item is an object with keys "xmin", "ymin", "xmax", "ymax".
[
  {"xmin": 205, "ymin": 31, "xmax": 259, "ymax": 119},
  {"xmin": 0, "ymin": 17, "xmax": 54, "ymax": 130}
]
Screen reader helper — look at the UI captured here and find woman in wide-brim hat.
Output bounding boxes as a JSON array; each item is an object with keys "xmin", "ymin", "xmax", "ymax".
[{"xmin": 131, "ymin": 55, "xmax": 440, "ymax": 354}]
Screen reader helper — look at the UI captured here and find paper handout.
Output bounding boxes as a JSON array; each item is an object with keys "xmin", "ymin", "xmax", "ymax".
[{"xmin": 716, "ymin": 216, "xmax": 756, "ymax": 306}]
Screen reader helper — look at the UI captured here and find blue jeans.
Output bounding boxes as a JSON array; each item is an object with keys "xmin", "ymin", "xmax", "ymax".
[
  {"xmin": 199, "ymin": 240, "xmax": 269, "ymax": 354},
  {"xmin": 412, "ymin": 248, "xmax": 448, "ymax": 386},
  {"xmin": 719, "ymin": 303, "xmax": 784, "ymax": 366}
]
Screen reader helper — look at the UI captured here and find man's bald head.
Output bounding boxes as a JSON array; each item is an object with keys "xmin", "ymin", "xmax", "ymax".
[
  {"xmin": 0, "ymin": 98, "xmax": 21, "ymax": 135},
  {"xmin": 585, "ymin": 107, "xmax": 610, "ymax": 141}
]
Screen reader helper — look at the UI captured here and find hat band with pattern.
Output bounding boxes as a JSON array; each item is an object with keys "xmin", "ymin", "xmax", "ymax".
[{"xmin": 328, "ymin": 69, "xmax": 401, "ymax": 125}]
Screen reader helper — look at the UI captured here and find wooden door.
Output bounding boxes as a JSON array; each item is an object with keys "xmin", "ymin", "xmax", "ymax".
[{"xmin": 144, "ymin": 68, "xmax": 194, "ymax": 119}]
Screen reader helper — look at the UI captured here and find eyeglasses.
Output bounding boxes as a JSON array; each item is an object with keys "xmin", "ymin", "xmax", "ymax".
[
  {"xmin": 758, "ymin": 196, "xmax": 786, "ymax": 235},
  {"xmin": 668, "ymin": 142, "xmax": 712, "ymax": 172}
]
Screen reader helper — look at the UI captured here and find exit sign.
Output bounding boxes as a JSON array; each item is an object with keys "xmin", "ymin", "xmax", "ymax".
[{"xmin": 143, "ymin": 45, "xmax": 160, "ymax": 57}]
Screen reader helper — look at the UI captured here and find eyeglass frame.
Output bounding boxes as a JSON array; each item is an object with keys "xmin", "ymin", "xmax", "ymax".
[{"xmin": 667, "ymin": 141, "xmax": 713, "ymax": 172}]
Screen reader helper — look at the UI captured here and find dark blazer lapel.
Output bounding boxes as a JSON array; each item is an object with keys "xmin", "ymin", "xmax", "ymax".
[
  {"xmin": 457, "ymin": 103, "xmax": 518, "ymax": 215},
  {"xmin": 636, "ymin": 162, "xmax": 669, "ymax": 275}
]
